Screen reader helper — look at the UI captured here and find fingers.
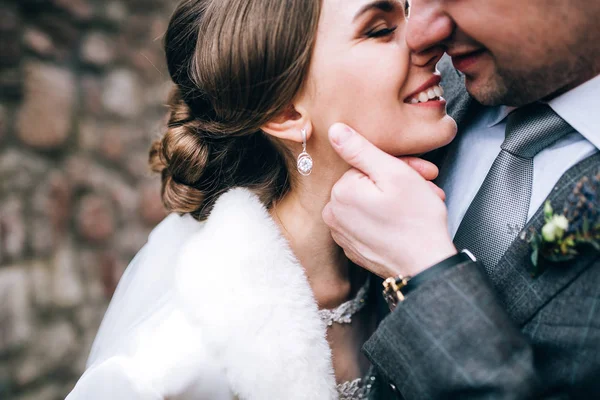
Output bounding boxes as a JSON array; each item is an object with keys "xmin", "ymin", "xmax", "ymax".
[
  {"xmin": 328, "ymin": 123, "xmax": 403, "ymax": 183},
  {"xmin": 428, "ymin": 181, "xmax": 446, "ymax": 201},
  {"xmin": 398, "ymin": 157, "xmax": 439, "ymax": 181},
  {"xmin": 322, "ymin": 202, "xmax": 335, "ymax": 228}
]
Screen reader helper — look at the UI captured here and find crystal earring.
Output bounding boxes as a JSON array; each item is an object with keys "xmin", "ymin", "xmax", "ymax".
[{"xmin": 296, "ymin": 128, "xmax": 313, "ymax": 176}]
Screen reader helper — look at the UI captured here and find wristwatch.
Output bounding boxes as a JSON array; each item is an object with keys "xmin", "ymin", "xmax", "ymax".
[
  {"xmin": 382, "ymin": 274, "xmax": 411, "ymax": 310},
  {"xmin": 382, "ymin": 249, "xmax": 477, "ymax": 310}
]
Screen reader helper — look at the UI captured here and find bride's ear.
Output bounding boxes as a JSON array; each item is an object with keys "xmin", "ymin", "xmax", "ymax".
[{"xmin": 261, "ymin": 104, "xmax": 312, "ymax": 144}]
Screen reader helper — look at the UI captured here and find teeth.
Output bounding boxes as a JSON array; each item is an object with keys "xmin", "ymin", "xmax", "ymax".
[{"xmin": 408, "ymin": 85, "xmax": 444, "ymax": 104}]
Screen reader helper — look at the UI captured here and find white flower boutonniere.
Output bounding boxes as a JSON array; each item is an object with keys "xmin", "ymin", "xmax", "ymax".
[{"xmin": 527, "ymin": 172, "xmax": 600, "ymax": 277}]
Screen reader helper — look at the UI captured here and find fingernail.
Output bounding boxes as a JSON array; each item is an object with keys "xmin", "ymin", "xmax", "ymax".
[{"xmin": 329, "ymin": 123, "xmax": 353, "ymax": 146}]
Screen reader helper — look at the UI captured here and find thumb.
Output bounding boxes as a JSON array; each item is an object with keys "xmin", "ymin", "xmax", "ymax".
[{"xmin": 328, "ymin": 123, "xmax": 399, "ymax": 182}]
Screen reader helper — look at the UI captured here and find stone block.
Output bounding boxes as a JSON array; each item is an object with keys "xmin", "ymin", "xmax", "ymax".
[
  {"xmin": 0, "ymin": 6, "xmax": 22, "ymax": 68},
  {"xmin": 142, "ymin": 81, "xmax": 172, "ymax": 108},
  {"xmin": 34, "ymin": 14, "xmax": 79, "ymax": 58},
  {"xmin": 0, "ymin": 149, "xmax": 49, "ymax": 194},
  {"xmin": 29, "ymin": 261, "xmax": 52, "ymax": 308},
  {"xmin": 0, "ymin": 197, "xmax": 26, "ymax": 263},
  {"xmin": 23, "ymin": 28, "xmax": 55, "ymax": 58},
  {"xmin": 114, "ymin": 222, "xmax": 150, "ymax": 259},
  {"xmin": 73, "ymin": 304, "xmax": 105, "ymax": 371},
  {"xmin": 139, "ymin": 180, "xmax": 166, "ymax": 226},
  {"xmin": 52, "ymin": 0, "xmax": 94, "ymax": 21},
  {"xmin": 16, "ymin": 62, "xmax": 76, "ymax": 150},
  {"xmin": 0, "ymin": 266, "xmax": 32, "ymax": 354},
  {"xmin": 125, "ymin": 149, "xmax": 153, "ymax": 180},
  {"xmin": 0, "ymin": 104, "xmax": 7, "ymax": 142},
  {"xmin": 13, "ymin": 320, "xmax": 79, "ymax": 386},
  {"xmin": 81, "ymin": 32, "xmax": 116, "ymax": 66},
  {"xmin": 78, "ymin": 249, "xmax": 106, "ymax": 302},
  {"xmin": 14, "ymin": 384, "xmax": 63, "ymax": 400},
  {"xmin": 65, "ymin": 156, "xmax": 139, "ymax": 215},
  {"xmin": 99, "ymin": 251, "xmax": 126, "ymax": 297},
  {"xmin": 0, "ymin": 5, "xmax": 19, "ymax": 32},
  {"xmin": 80, "ymin": 75, "xmax": 103, "ymax": 115},
  {"xmin": 51, "ymin": 239, "xmax": 84, "ymax": 308},
  {"xmin": 41, "ymin": 171, "xmax": 71, "ymax": 230},
  {"xmin": 79, "ymin": 122, "xmax": 143, "ymax": 162},
  {"xmin": 76, "ymin": 194, "xmax": 116, "ymax": 243},
  {"xmin": 0, "ymin": 67, "xmax": 22, "ymax": 99},
  {"xmin": 104, "ymin": 1, "xmax": 128, "ymax": 23},
  {"xmin": 131, "ymin": 47, "xmax": 167, "ymax": 82},
  {"xmin": 102, "ymin": 69, "xmax": 142, "ymax": 118}
]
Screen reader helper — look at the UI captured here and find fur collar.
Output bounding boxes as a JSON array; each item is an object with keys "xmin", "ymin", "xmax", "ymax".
[{"xmin": 174, "ymin": 188, "xmax": 338, "ymax": 399}]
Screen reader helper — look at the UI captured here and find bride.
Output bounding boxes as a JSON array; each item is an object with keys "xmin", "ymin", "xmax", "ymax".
[{"xmin": 67, "ymin": 0, "xmax": 456, "ymax": 399}]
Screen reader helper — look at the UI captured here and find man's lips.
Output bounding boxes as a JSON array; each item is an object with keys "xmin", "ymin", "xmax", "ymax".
[{"xmin": 450, "ymin": 49, "xmax": 486, "ymax": 72}]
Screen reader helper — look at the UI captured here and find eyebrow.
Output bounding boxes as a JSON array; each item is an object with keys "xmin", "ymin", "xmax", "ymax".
[{"xmin": 353, "ymin": 0, "xmax": 404, "ymax": 22}]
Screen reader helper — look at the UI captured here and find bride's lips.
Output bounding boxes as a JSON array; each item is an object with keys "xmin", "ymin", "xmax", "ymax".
[
  {"xmin": 403, "ymin": 74, "xmax": 442, "ymax": 102},
  {"xmin": 450, "ymin": 49, "xmax": 486, "ymax": 73},
  {"xmin": 403, "ymin": 74, "xmax": 446, "ymax": 108}
]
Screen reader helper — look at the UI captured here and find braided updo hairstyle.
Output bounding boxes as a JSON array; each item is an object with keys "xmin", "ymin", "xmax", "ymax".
[{"xmin": 150, "ymin": 0, "xmax": 320, "ymax": 220}]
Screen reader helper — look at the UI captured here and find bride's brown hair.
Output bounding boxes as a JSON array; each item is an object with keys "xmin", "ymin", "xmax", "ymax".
[{"xmin": 150, "ymin": 0, "xmax": 320, "ymax": 220}]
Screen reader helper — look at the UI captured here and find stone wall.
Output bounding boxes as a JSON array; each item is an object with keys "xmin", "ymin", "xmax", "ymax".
[{"xmin": 0, "ymin": 0, "xmax": 177, "ymax": 398}]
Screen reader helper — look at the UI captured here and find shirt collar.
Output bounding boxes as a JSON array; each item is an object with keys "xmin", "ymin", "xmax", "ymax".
[
  {"xmin": 485, "ymin": 74, "xmax": 600, "ymax": 150},
  {"xmin": 547, "ymin": 73, "xmax": 600, "ymax": 150},
  {"xmin": 486, "ymin": 105, "xmax": 515, "ymax": 128}
]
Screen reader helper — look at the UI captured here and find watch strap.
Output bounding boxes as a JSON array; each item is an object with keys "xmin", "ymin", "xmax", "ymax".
[
  {"xmin": 403, "ymin": 250, "xmax": 476, "ymax": 295},
  {"xmin": 382, "ymin": 250, "xmax": 476, "ymax": 309}
]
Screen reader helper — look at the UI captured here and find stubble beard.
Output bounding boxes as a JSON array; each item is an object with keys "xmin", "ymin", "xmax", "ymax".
[{"xmin": 469, "ymin": 53, "xmax": 598, "ymax": 107}]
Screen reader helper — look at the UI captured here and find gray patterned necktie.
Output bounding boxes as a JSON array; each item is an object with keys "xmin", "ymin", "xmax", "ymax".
[{"xmin": 453, "ymin": 103, "xmax": 574, "ymax": 272}]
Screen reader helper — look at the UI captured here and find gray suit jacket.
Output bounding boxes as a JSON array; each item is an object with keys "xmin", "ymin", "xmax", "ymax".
[{"xmin": 364, "ymin": 58, "xmax": 600, "ymax": 399}]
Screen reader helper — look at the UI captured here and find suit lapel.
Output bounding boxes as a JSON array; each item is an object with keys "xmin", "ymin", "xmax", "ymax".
[
  {"xmin": 427, "ymin": 57, "xmax": 481, "ymax": 167},
  {"xmin": 437, "ymin": 56, "xmax": 600, "ymax": 326},
  {"xmin": 439, "ymin": 56, "xmax": 479, "ymax": 128},
  {"xmin": 486, "ymin": 152, "xmax": 600, "ymax": 326}
]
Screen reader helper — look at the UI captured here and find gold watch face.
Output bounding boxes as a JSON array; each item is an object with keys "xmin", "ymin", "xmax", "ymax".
[
  {"xmin": 383, "ymin": 292, "xmax": 398, "ymax": 311},
  {"xmin": 382, "ymin": 275, "xmax": 410, "ymax": 310}
]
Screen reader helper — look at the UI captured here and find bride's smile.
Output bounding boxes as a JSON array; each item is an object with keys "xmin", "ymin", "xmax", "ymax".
[{"xmin": 297, "ymin": 0, "xmax": 456, "ymax": 160}]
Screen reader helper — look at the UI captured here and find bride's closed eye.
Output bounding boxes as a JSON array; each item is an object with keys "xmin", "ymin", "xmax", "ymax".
[
  {"xmin": 365, "ymin": 25, "xmax": 398, "ymax": 39},
  {"xmin": 354, "ymin": 0, "xmax": 405, "ymax": 41}
]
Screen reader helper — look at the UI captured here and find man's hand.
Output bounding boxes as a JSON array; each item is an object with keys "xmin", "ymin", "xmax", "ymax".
[{"xmin": 322, "ymin": 123, "xmax": 457, "ymax": 279}]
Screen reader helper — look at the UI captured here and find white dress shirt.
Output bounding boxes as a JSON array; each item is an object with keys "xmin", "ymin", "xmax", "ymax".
[{"xmin": 439, "ymin": 74, "xmax": 600, "ymax": 238}]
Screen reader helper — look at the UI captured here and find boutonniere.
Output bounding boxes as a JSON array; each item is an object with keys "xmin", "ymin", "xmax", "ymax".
[{"xmin": 527, "ymin": 172, "xmax": 600, "ymax": 276}]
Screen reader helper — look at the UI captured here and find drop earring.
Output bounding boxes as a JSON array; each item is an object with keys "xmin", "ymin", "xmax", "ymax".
[{"xmin": 296, "ymin": 128, "xmax": 313, "ymax": 176}]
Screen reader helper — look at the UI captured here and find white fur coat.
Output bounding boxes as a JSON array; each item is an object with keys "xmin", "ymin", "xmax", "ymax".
[{"xmin": 66, "ymin": 188, "xmax": 339, "ymax": 400}]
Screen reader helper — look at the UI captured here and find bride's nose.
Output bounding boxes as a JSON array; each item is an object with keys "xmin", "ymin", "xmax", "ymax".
[{"xmin": 410, "ymin": 46, "xmax": 444, "ymax": 68}]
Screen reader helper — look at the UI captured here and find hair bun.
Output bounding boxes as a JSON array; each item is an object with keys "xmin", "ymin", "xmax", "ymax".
[
  {"xmin": 150, "ymin": 0, "xmax": 319, "ymax": 220},
  {"xmin": 149, "ymin": 87, "xmax": 210, "ymax": 216},
  {"xmin": 161, "ymin": 174, "xmax": 205, "ymax": 214}
]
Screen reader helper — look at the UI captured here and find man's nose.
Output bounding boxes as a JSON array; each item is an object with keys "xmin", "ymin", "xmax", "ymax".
[{"xmin": 406, "ymin": 1, "xmax": 454, "ymax": 54}]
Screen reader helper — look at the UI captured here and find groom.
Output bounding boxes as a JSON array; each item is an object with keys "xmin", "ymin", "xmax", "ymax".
[{"xmin": 324, "ymin": 0, "xmax": 600, "ymax": 398}]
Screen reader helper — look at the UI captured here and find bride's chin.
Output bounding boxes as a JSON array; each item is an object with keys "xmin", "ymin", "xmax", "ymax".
[
  {"xmin": 409, "ymin": 117, "xmax": 458, "ymax": 154},
  {"xmin": 438, "ymin": 115, "xmax": 458, "ymax": 147}
]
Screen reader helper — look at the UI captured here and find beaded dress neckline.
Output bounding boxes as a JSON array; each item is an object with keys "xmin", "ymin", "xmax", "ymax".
[
  {"xmin": 318, "ymin": 276, "xmax": 370, "ymax": 326},
  {"xmin": 318, "ymin": 277, "xmax": 376, "ymax": 399}
]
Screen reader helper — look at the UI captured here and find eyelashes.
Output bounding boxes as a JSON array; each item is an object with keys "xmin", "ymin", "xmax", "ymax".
[{"xmin": 366, "ymin": 26, "xmax": 398, "ymax": 38}]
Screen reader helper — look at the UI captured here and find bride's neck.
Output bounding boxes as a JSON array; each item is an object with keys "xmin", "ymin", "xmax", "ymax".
[{"xmin": 270, "ymin": 159, "xmax": 361, "ymax": 309}]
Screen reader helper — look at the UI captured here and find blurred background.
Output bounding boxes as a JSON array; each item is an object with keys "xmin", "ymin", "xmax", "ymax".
[{"xmin": 0, "ymin": 0, "xmax": 178, "ymax": 398}]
